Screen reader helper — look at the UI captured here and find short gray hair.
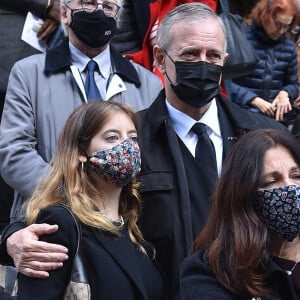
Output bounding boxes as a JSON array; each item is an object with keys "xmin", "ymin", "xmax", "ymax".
[
  {"xmin": 156, "ymin": 3, "xmax": 227, "ymax": 53},
  {"xmin": 59, "ymin": 0, "xmax": 123, "ymax": 35}
]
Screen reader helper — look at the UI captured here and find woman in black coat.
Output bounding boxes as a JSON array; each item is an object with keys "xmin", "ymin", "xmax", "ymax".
[
  {"xmin": 16, "ymin": 101, "xmax": 165, "ymax": 300},
  {"xmin": 180, "ymin": 129, "xmax": 300, "ymax": 299}
]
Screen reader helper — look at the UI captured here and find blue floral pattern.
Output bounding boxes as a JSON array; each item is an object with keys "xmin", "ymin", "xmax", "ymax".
[{"xmin": 255, "ymin": 185, "xmax": 300, "ymax": 241}]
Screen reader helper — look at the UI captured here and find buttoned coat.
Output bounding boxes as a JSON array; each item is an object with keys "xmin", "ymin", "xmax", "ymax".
[{"xmin": 137, "ymin": 90, "xmax": 287, "ymax": 299}]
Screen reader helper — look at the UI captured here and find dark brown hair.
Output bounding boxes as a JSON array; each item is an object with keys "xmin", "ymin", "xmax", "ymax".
[{"xmin": 194, "ymin": 129, "xmax": 300, "ymax": 296}]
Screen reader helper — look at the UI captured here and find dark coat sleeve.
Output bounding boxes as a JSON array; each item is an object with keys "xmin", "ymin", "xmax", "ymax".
[
  {"xmin": 1, "ymin": 0, "xmax": 49, "ymax": 18},
  {"xmin": 180, "ymin": 250, "xmax": 236, "ymax": 300},
  {"xmin": 17, "ymin": 206, "xmax": 78, "ymax": 300},
  {"xmin": 0, "ymin": 222, "xmax": 25, "ymax": 265}
]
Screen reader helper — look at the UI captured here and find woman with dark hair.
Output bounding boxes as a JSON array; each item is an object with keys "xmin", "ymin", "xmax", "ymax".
[
  {"xmin": 230, "ymin": 0, "xmax": 299, "ymax": 124},
  {"xmin": 180, "ymin": 129, "xmax": 300, "ymax": 299},
  {"xmin": 16, "ymin": 101, "xmax": 165, "ymax": 299}
]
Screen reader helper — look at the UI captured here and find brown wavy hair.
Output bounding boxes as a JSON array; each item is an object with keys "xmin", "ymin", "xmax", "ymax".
[
  {"xmin": 194, "ymin": 129, "xmax": 300, "ymax": 296},
  {"xmin": 26, "ymin": 101, "xmax": 150, "ymax": 254},
  {"xmin": 252, "ymin": 0, "xmax": 299, "ymax": 30}
]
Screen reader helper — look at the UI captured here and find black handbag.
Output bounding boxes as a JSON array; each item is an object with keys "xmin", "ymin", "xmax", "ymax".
[{"xmin": 218, "ymin": 0, "xmax": 259, "ymax": 79}]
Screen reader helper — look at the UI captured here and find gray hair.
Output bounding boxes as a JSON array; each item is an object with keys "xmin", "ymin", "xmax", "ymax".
[
  {"xmin": 156, "ymin": 3, "xmax": 227, "ymax": 53},
  {"xmin": 59, "ymin": 0, "xmax": 123, "ymax": 35}
]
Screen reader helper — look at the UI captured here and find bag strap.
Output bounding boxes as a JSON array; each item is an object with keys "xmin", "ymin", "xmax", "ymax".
[
  {"xmin": 217, "ymin": 0, "xmax": 229, "ymax": 14},
  {"xmin": 58, "ymin": 205, "xmax": 88, "ymax": 283},
  {"xmin": 58, "ymin": 205, "xmax": 80, "ymax": 254}
]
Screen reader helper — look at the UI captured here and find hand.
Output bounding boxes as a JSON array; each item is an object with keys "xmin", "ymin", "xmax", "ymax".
[
  {"xmin": 47, "ymin": 0, "xmax": 61, "ymax": 23},
  {"xmin": 7, "ymin": 224, "xmax": 68, "ymax": 278},
  {"xmin": 37, "ymin": 18, "xmax": 58, "ymax": 41},
  {"xmin": 250, "ymin": 97, "xmax": 276, "ymax": 117},
  {"xmin": 272, "ymin": 91, "xmax": 292, "ymax": 121}
]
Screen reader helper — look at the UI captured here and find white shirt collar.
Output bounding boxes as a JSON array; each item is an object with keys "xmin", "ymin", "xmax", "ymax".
[{"xmin": 166, "ymin": 98, "xmax": 221, "ymax": 138}]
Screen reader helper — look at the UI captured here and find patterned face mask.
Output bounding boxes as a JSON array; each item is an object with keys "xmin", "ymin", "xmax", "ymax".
[
  {"xmin": 88, "ymin": 138, "xmax": 141, "ymax": 187},
  {"xmin": 255, "ymin": 185, "xmax": 300, "ymax": 241}
]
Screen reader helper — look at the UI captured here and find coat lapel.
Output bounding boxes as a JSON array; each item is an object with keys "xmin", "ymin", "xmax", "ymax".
[{"xmin": 90, "ymin": 228, "xmax": 148, "ymax": 299}]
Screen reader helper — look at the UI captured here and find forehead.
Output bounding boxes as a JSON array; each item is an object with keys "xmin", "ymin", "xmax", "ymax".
[
  {"xmin": 100, "ymin": 111, "xmax": 135, "ymax": 130},
  {"xmin": 275, "ymin": 12, "xmax": 293, "ymax": 23},
  {"xmin": 169, "ymin": 18, "xmax": 225, "ymax": 52},
  {"xmin": 263, "ymin": 146, "xmax": 297, "ymax": 172}
]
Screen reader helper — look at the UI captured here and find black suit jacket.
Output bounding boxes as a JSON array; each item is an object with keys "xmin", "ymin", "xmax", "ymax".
[{"xmin": 137, "ymin": 89, "xmax": 287, "ymax": 299}]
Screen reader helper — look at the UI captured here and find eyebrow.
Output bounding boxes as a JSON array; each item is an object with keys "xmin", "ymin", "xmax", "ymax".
[
  {"xmin": 103, "ymin": 129, "xmax": 137, "ymax": 134},
  {"xmin": 263, "ymin": 166, "xmax": 300, "ymax": 177}
]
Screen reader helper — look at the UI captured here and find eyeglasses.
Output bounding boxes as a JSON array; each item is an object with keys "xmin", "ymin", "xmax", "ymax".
[
  {"xmin": 66, "ymin": 1, "xmax": 121, "ymax": 17},
  {"xmin": 274, "ymin": 20, "xmax": 291, "ymax": 31}
]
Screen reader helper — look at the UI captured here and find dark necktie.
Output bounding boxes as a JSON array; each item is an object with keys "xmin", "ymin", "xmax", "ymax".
[
  {"xmin": 84, "ymin": 60, "xmax": 101, "ymax": 101},
  {"xmin": 192, "ymin": 123, "xmax": 218, "ymax": 185}
]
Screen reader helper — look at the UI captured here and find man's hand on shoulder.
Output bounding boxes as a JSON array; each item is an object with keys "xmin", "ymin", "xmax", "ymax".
[{"xmin": 7, "ymin": 223, "xmax": 68, "ymax": 278}]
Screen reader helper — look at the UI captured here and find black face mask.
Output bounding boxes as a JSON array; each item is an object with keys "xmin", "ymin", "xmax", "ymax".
[
  {"xmin": 165, "ymin": 54, "xmax": 223, "ymax": 108},
  {"xmin": 69, "ymin": 9, "xmax": 117, "ymax": 48}
]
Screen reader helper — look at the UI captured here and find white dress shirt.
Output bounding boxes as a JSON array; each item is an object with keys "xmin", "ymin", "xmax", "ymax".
[{"xmin": 166, "ymin": 99, "xmax": 223, "ymax": 175}]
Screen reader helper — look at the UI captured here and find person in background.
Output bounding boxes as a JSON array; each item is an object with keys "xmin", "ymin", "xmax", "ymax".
[
  {"xmin": 16, "ymin": 100, "xmax": 165, "ymax": 299},
  {"xmin": 0, "ymin": 0, "xmax": 162, "ymax": 224},
  {"xmin": 111, "ymin": 0, "xmax": 218, "ymax": 82},
  {"xmin": 0, "ymin": 3, "xmax": 286, "ymax": 299},
  {"xmin": 181, "ymin": 128, "xmax": 300, "ymax": 299},
  {"xmin": 0, "ymin": 0, "xmax": 61, "ymax": 233},
  {"xmin": 230, "ymin": 0, "xmax": 299, "ymax": 124}
]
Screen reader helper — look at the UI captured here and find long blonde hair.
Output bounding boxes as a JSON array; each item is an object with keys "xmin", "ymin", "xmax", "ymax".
[{"xmin": 26, "ymin": 101, "xmax": 149, "ymax": 252}]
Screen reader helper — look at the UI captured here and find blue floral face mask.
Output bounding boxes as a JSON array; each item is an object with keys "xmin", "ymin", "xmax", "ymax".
[
  {"xmin": 88, "ymin": 138, "xmax": 141, "ymax": 187},
  {"xmin": 255, "ymin": 185, "xmax": 300, "ymax": 241}
]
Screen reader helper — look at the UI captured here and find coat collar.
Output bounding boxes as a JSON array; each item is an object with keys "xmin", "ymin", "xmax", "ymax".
[
  {"xmin": 140, "ymin": 90, "xmax": 261, "ymax": 140},
  {"xmin": 45, "ymin": 38, "xmax": 141, "ymax": 87}
]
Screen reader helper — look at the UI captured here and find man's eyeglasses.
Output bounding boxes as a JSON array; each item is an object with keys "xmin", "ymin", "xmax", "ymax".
[
  {"xmin": 66, "ymin": 1, "xmax": 121, "ymax": 17},
  {"xmin": 274, "ymin": 20, "xmax": 291, "ymax": 31}
]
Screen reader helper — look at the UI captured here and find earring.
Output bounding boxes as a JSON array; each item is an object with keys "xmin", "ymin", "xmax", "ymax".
[{"xmin": 81, "ymin": 161, "xmax": 84, "ymax": 170}]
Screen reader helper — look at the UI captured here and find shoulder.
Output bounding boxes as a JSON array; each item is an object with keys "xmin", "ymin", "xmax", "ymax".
[
  {"xmin": 180, "ymin": 250, "xmax": 236, "ymax": 299},
  {"xmin": 218, "ymin": 96, "xmax": 287, "ymax": 131},
  {"xmin": 36, "ymin": 206, "xmax": 79, "ymax": 256},
  {"xmin": 11, "ymin": 53, "xmax": 46, "ymax": 72},
  {"xmin": 181, "ymin": 250, "xmax": 211, "ymax": 275},
  {"xmin": 131, "ymin": 61, "xmax": 162, "ymax": 84}
]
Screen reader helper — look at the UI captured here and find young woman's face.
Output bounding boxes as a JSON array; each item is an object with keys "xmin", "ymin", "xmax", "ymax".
[
  {"xmin": 87, "ymin": 111, "xmax": 137, "ymax": 155},
  {"xmin": 258, "ymin": 145, "xmax": 300, "ymax": 190}
]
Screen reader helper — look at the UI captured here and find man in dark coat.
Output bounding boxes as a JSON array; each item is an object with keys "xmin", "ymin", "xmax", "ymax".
[
  {"xmin": 136, "ymin": 3, "xmax": 286, "ymax": 298},
  {"xmin": 0, "ymin": 3, "xmax": 287, "ymax": 300}
]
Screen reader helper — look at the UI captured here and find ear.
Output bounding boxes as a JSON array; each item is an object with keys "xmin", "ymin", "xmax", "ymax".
[
  {"xmin": 223, "ymin": 52, "xmax": 229, "ymax": 65},
  {"xmin": 153, "ymin": 45, "xmax": 166, "ymax": 74},
  {"xmin": 61, "ymin": 4, "xmax": 69, "ymax": 25},
  {"xmin": 78, "ymin": 155, "xmax": 87, "ymax": 163}
]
